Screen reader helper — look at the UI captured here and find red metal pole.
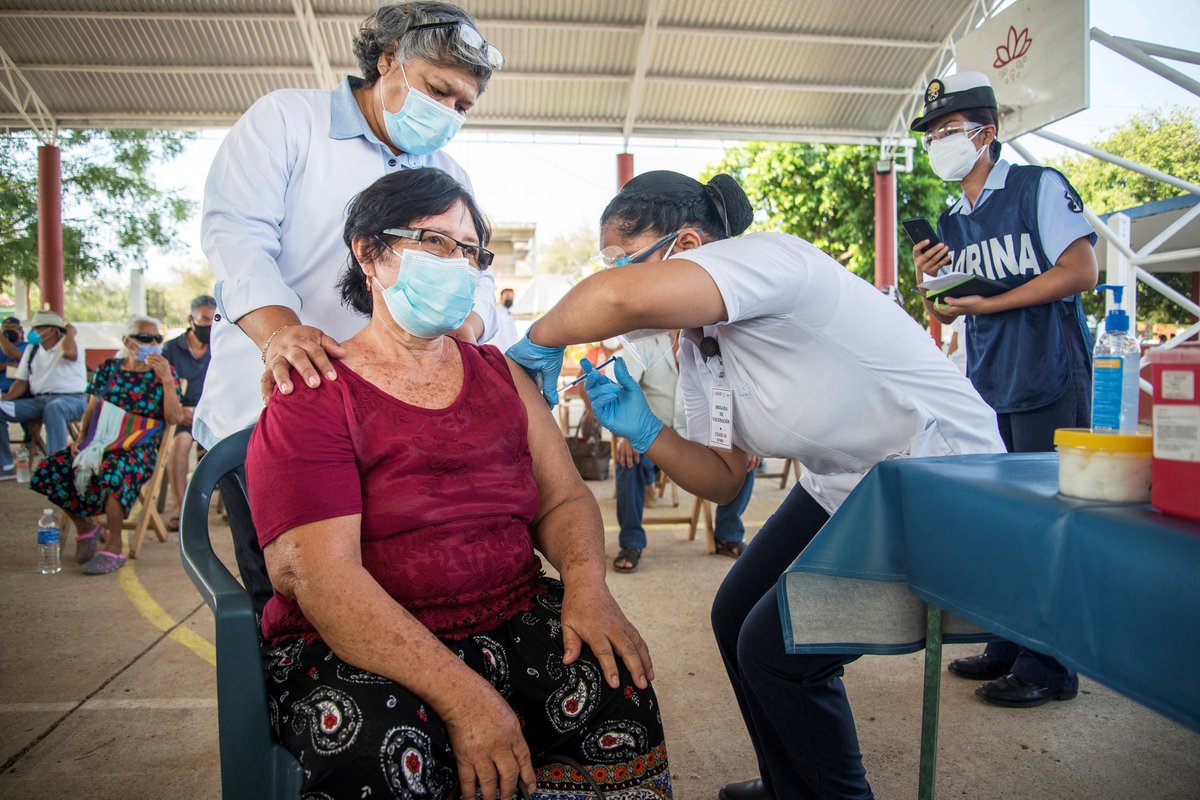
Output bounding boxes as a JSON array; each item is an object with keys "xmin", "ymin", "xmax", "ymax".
[
  {"xmin": 929, "ymin": 317, "xmax": 943, "ymax": 348},
  {"xmin": 37, "ymin": 144, "xmax": 64, "ymax": 314},
  {"xmin": 617, "ymin": 152, "xmax": 634, "ymax": 189},
  {"xmin": 873, "ymin": 162, "xmax": 896, "ymax": 290}
]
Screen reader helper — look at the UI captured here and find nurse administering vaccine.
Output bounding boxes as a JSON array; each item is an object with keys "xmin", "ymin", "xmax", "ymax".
[{"xmin": 507, "ymin": 170, "xmax": 1006, "ymax": 799}]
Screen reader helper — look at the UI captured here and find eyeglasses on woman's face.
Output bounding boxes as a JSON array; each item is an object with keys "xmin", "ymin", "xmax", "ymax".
[
  {"xmin": 128, "ymin": 332, "xmax": 164, "ymax": 344},
  {"xmin": 380, "ymin": 228, "xmax": 494, "ymax": 270},
  {"xmin": 590, "ymin": 231, "xmax": 682, "ymax": 270},
  {"xmin": 921, "ymin": 123, "xmax": 985, "ymax": 149}
]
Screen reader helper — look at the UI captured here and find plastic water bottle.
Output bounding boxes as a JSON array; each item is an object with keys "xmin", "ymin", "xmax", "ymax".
[
  {"xmin": 37, "ymin": 509, "xmax": 62, "ymax": 575},
  {"xmin": 13, "ymin": 444, "xmax": 31, "ymax": 483},
  {"xmin": 1091, "ymin": 284, "xmax": 1141, "ymax": 433}
]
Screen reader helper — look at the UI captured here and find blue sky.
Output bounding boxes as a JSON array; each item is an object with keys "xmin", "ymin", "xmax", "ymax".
[{"xmin": 145, "ymin": 0, "xmax": 1199, "ymax": 281}]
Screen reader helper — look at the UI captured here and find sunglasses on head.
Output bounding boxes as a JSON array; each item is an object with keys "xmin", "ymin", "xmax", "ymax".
[
  {"xmin": 408, "ymin": 20, "xmax": 504, "ymax": 70},
  {"xmin": 129, "ymin": 333, "xmax": 163, "ymax": 344}
]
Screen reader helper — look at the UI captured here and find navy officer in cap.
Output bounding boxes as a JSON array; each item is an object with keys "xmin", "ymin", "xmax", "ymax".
[{"xmin": 911, "ymin": 71, "xmax": 1099, "ymax": 708}]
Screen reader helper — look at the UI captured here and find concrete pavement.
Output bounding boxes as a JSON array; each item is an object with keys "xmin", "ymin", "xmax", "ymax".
[{"xmin": 0, "ymin": 460, "xmax": 1196, "ymax": 799}]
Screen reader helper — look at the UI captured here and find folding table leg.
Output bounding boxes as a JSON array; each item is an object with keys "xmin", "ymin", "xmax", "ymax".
[{"xmin": 918, "ymin": 604, "xmax": 944, "ymax": 800}]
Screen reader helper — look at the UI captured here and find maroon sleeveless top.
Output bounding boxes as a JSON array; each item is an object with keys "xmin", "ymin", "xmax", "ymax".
[{"xmin": 247, "ymin": 341, "xmax": 544, "ymax": 643}]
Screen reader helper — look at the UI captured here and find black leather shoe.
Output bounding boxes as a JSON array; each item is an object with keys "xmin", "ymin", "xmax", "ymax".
[
  {"xmin": 947, "ymin": 653, "xmax": 1013, "ymax": 681},
  {"xmin": 975, "ymin": 673, "xmax": 1078, "ymax": 708},
  {"xmin": 718, "ymin": 777, "xmax": 774, "ymax": 800}
]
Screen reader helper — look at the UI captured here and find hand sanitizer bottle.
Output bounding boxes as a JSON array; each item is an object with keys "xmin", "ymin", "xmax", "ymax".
[{"xmin": 1091, "ymin": 284, "xmax": 1141, "ymax": 433}]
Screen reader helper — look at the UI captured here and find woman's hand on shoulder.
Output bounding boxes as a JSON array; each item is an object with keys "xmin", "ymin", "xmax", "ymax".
[
  {"xmin": 439, "ymin": 680, "xmax": 537, "ymax": 800},
  {"xmin": 561, "ymin": 579, "xmax": 654, "ymax": 691},
  {"xmin": 260, "ymin": 324, "xmax": 346, "ymax": 402}
]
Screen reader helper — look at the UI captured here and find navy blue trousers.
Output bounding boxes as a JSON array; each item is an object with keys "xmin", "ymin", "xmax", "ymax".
[
  {"xmin": 711, "ymin": 484, "xmax": 874, "ymax": 799},
  {"xmin": 986, "ymin": 359, "xmax": 1091, "ymax": 693}
]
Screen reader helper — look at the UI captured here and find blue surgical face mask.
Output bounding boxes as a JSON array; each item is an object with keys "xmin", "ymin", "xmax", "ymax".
[
  {"xmin": 380, "ymin": 64, "xmax": 465, "ymax": 156},
  {"xmin": 135, "ymin": 344, "xmax": 163, "ymax": 361},
  {"xmin": 374, "ymin": 247, "xmax": 480, "ymax": 338},
  {"xmin": 26, "ymin": 330, "xmax": 42, "ymax": 346}
]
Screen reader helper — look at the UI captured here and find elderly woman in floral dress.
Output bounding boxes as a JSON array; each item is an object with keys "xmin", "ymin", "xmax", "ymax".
[{"xmin": 31, "ymin": 316, "xmax": 184, "ymax": 574}]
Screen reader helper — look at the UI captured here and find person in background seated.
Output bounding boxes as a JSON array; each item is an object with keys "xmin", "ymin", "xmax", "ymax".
[
  {"xmin": 30, "ymin": 316, "xmax": 184, "ymax": 574},
  {"xmin": 0, "ymin": 316, "xmax": 28, "ymax": 393},
  {"xmin": 1, "ymin": 310, "xmax": 87, "ymax": 480},
  {"xmin": 0, "ymin": 316, "xmax": 32, "ymax": 454},
  {"xmin": 246, "ymin": 168, "xmax": 671, "ymax": 800},
  {"xmin": 162, "ymin": 294, "xmax": 216, "ymax": 530}
]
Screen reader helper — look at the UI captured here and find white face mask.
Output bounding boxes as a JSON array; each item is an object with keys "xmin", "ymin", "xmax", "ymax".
[{"xmin": 927, "ymin": 128, "xmax": 987, "ymax": 182}]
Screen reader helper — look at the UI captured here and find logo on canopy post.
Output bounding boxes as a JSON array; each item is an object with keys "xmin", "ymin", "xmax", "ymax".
[{"xmin": 955, "ymin": 0, "xmax": 1089, "ymax": 139}]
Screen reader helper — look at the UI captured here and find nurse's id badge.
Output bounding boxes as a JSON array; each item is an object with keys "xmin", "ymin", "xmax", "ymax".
[{"xmin": 709, "ymin": 387, "xmax": 734, "ymax": 450}]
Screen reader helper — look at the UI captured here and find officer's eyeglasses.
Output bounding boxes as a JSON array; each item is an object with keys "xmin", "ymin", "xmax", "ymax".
[
  {"xmin": 381, "ymin": 228, "xmax": 494, "ymax": 270},
  {"xmin": 921, "ymin": 123, "xmax": 985, "ymax": 149},
  {"xmin": 590, "ymin": 232, "xmax": 682, "ymax": 270},
  {"xmin": 408, "ymin": 20, "xmax": 504, "ymax": 70}
]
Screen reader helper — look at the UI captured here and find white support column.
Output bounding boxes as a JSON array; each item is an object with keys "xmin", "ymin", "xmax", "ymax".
[
  {"xmin": 290, "ymin": 0, "xmax": 335, "ymax": 90},
  {"xmin": 1106, "ymin": 213, "xmax": 1136, "ymax": 330},
  {"xmin": 130, "ymin": 269, "xmax": 146, "ymax": 316},
  {"xmin": 13, "ymin": 278, "xmax": 29, "ymax": 320}
]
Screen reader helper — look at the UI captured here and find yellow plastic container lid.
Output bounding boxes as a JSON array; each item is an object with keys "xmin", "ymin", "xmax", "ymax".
[{"xmin": 1053, "ymin": 427, "xmax": 1152, "ymax": 453}]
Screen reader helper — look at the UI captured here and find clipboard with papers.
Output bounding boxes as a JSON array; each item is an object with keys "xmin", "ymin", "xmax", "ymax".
[{"xmin": 917, "ymin": 272, "xmax": 1010, "ymax": 301}]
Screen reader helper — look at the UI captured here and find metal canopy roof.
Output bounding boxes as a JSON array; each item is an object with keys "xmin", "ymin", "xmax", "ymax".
[{"xmin": 0, "ymin": 0, "xmax": 984, "ymax": 145}]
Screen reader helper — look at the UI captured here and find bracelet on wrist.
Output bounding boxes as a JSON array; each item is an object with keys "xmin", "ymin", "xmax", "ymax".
[{"xmin": 260, "ymin": 324, "xmax": 295, "ymax": 364}]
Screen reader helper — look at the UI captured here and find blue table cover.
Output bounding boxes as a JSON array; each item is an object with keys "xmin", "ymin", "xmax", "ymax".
[{"xmin": 779, "ymin": 453, "xmax": 1200, "ymax": 733}]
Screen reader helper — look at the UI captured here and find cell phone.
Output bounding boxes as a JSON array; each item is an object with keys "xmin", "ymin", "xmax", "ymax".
[{"xmin": 902, "ymin": 218, "xmax": 942, "ymax": 249}]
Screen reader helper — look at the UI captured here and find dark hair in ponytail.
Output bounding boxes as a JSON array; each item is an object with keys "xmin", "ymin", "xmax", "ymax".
[
  {"xmin": 962, "ymin": 106, "xmax": 1002, "ymax": 162},
  {"xmin": 600, "ymin": 170, "xmax": 754, "ymax": 241}
]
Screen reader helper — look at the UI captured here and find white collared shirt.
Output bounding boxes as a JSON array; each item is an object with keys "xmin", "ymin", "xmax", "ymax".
[
  {"xmin": 194, "ymin": 77, "xmax": 496, "ymax": 448},
  {"xmin": 15, "ymin": 339, "xmax": 86, "ymax": 396}
]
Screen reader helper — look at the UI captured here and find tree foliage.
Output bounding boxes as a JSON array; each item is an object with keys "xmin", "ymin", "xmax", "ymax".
[
  {"xmin": 537, "ymin": 225, "xmax": 598, "ymax": 276},
  {"xmin": 703, "ymin": 139, "xmax": 954, "ymax": 322},
  {"xmin": 1049, "ymin": 107, "xmax": 1200, "ymax": 325},
  {"xmin": 0, "ymin": 129, "xmax": 195, "ymax": 289},
  {"xmin": 65, "ymin": 260, "xmax": 216, "ymax": 326}
]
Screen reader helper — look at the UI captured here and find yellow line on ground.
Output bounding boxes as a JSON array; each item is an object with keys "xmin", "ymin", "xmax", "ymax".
[{"xmin": 118, "ymin": 563, "xmax": 217, "ymax": 667}]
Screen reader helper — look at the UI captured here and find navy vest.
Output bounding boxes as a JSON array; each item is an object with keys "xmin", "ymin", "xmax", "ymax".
[{"xmin": 938, "ymin": 165, "xmax": 1095, "ymax": 413}]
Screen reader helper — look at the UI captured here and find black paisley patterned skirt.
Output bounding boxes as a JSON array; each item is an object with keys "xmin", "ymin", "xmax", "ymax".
[{"xmin": 262, "ymin": 577, "xmax": 672, "ymax": 799}]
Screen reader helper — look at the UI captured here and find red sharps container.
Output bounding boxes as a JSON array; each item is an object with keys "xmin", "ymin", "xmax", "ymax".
[{"xmin": 1144, "ymin": 344, "xmax": 1200, "ymax": 522}]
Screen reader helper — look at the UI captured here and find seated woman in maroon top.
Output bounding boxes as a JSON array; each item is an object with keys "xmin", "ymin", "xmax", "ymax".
[{"xmin": 246, "ymin": 168, "xmax": 671, "ymax": 800}]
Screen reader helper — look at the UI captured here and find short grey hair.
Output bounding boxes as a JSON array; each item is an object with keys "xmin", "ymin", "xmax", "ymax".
[
  {"xmin": 190, "ymin": 294, "xmax": 217, "ymax": 313},
  {"xmin": 126, "ymin": 315, "xmax": 162, "ymax": 336},
  {"xmin": 352, "ymin": 2, "xmax": 493, "ymax": 91}
]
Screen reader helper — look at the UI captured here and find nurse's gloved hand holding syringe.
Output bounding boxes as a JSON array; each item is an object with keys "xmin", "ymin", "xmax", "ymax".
[
  {"xmin": 579, "ymin": 357, "xmax": 664, "ymax": 453},
  {"xmin": 506, "ymin": 335, "xmax": 565, "ymax": 407}
]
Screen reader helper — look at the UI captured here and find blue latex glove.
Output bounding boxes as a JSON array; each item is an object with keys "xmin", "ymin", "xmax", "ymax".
[
  {"xmin": 506, "ymin": 334, "xmax": 565, "ymax": 407},
  {"xmin": 581, "ymin": 356, "xmax": 664, "ymax": 454}
]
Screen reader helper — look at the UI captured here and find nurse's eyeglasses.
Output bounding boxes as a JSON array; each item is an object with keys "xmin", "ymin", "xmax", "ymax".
[
  {"xmin": 381, "ymin": 228, "xmax": 495, "ymax": 270},
  {"xmin": 128, "ymin": 333, "xmax": 164, "ymax": 344},
  {"xmin": 408, "ymin": 20, "xmax": 504, "ymax": 70},
  {"xmin": 590, "ymin": 231, "xmax": 682, "ymax": 270}
]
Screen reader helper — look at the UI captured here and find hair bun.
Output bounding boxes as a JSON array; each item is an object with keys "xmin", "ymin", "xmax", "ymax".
[{"xmin": 705, "ymin": 174, "xmax": 754, "ymax": 236}]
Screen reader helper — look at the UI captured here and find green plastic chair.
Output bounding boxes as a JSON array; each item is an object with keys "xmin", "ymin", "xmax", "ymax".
[{"xmin": 179, "ymin": 426, "xmax": 302, "ymax": 800}]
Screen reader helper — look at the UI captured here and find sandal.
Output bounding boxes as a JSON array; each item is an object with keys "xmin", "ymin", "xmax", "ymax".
[
  {"xmin": 81, "ymin": 551, "xmax": 127, "ymax": 575},
  {"xmin": 714, "ymin": 540, "xmax": 745, "ymax": 560},
  {"xmin": 74, "ymin": 523, "xmax": 102, "ymax": 564},
  {"xmin": 166, "ymin": 516, "xmax": 180, "ymax": 532},
  {"xmin": 613, "ymin": 547, "xmax": 642, "ymax": 573}
]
